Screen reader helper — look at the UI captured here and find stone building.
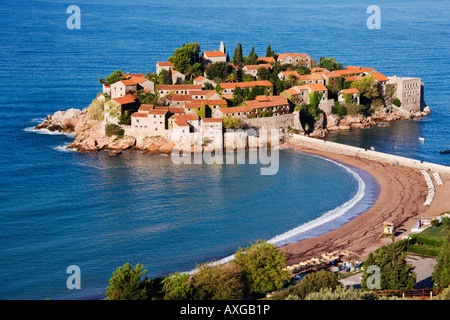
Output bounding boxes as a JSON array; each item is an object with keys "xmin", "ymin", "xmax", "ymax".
[
  {"xmin": 387, "ymin": 76, "xmax": 424, "ymax": 113},
  {"xmin": 156, "ymin": 61, "xmax": 173, "ymax": 75},
  {"xmin": 276, "ymin": 53, "xmax": 312, "ymax": 68}
]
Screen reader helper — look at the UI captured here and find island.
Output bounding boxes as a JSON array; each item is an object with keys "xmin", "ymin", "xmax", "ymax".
[{"xmin": 35, "ymin": 42, "xmax": 431, "ymax": 154}]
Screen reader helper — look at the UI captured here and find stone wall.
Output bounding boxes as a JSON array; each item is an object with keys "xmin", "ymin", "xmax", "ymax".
[
  {"xmin": 288, "ymin": 134, "xmax": 450, "ymax": 174},
  {"xmin": 243, "ymin": 113, "xmax": 296, "ymax": 130}
]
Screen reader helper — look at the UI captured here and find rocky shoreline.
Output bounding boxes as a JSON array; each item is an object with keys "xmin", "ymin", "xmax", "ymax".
[
  {"xmin": 308, "ymin": 105, "xmax": 430, "ymax": 138},
  {"xmin": 35, "ymin": 103, "xmax": 431, "ymax": 153},
  {"xmin": 35, "ymin": 107, "xmax": 175, "ymax": 155}
]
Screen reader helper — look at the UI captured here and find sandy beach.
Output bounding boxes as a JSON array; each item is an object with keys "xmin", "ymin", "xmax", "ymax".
[{"xmin": 279, "ymin": 141, "xmax": 450, "ymax": 267}]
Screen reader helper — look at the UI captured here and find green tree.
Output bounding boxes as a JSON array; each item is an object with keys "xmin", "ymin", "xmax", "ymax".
[
  {"xmin": 222, "ymin": 116, "xmax": 243, "ymax": 129},
  {"xmin": 270, "ymin": 270, "xmax": 341, "ymax": 300},
  {"xmin": 232, "ymin": 240, "xmax": 290, "ymax": 297},
  {"xmin": 232, "ymin": 87, "xmax": 245, "ymax": 106},
  {"xmin": 158, "ymin": 69, "xmax": 172, "ymax": 85},
  {"xmin": 226, "ymin": 72, "xmax": 238, "ymax": 83},
  {"xmin": 232, "ymin": 43, "xmax": 243, "ymax": 65},
  {"xmin": 294, "ymin": 65, "xmax": 310, "ymax": 75},
  {"xmin": 184, "ymin": 62, "xmax": 203, "ymax": 81},
  {"xmin": 303, "ymin": 285, "xmax": 378, "ymax": 300},
  {"xmin": 162, "ymin": 272, "xmax": 194, "ymax": 300},
  {"xmin": 245, "ymin": 46, "xmax": 258, "ymax": 65},
  {"xmin": 392, "ymin": 97, "xmax": 402, "ymax": 107},
  {"xmin": 331, "ymin": 101, "xmax": 347, "ymax": 118},
  {"xmin": 257, "ymin": 67, "xmax": 270, "ymax": 81},
  {"xmin": 241, "ymin": 73, "xmax": 255, "ymax": 82},
  {"xmin": 287, "ymin": 74, "xmax": 297, "ymax": 88},
  {"xmin": 203, "ymin": 82, "xmax": 214, "ymax": 90},
  {"xmin": 308, "ymin": 91, "xmax": 323, "ymax": 109},
  {"xmin": 105, "ymin": 263, "xmax": 153, "ymax": 300},
  {"xmin": 206, "ymin": 61, "xmax": 231, "ymax": 82},
  {"xmin": 118, "ymin": 110, "xmax": 132, "ymax": 125},
  {"xmin": 192, "ymin": 263, "xmax": 244, "ymax": 300},
  {"xmin": 100, "ymin": 70, "xmax": 126, "ymax": 85},
  {"xmin": 350, "ymin": 75, "xmax": 381, "ymax": 101},
  {"xmin": 134, "ymin": 90, "xmax": 157, "ymax": 105},
  {"xmin": 361, "ymin": 234, "xmax": 416, "ymax": 291},
  {"xmin": 265, "ymin": 45, "xmax": 275, "ymax": 57},
  {"xmin": 105, "ymin": 123, "xmax": 124, "ymax": 138},
  {"xmin": 442, "ymin": 216, "xmax": 450, "ymax": 231},
  {"xmin": 168, "ymin": 43, "xmax": 201, "ymax": 74},
  {"xmin": 319, "ymin": 57, "xmax": 343, "ymax": 71},
  {"xmin": 432, "ymin": 229, "xmax": 450, "ymax": 288}
]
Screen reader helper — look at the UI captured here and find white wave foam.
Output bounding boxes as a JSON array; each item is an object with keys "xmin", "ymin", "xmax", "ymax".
[
  {"xmin": 268, "ymin": 157, "xmax": 365, "ymax": 246},
  {"xmin": 24, "ymin": 126, "xmax": 75, "ymax": 138},
  {"xmin": 198, "ymin": 154, "xmax": 367, "ymax": 270},
  {"xmin": 31, "ymin": 117, "xmax": 47, "ymax": 124},
  {"xmin": 53, "ymin": 143, "xmax": 76, "ymax": 152}
]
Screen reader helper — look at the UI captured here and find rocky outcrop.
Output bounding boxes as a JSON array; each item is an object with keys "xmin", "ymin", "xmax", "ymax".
[
  {"xmin": 136, "ymin": 136, "xmax": 174, "ymax": 155},
  {"xmin": 308, "ymin": 104, "xmax": 431, "ymax": 139},
  {"xmin": 35, "ymin": 108, "xmax": 83, "ymax": 133}
]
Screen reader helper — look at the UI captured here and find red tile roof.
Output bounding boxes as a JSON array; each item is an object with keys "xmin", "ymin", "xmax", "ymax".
[
  {"xmin": 203, "ymin": 50, "xmax": 226, "ymax": 58},
  {"xmin": 121, "ymin": 79, "xmax": 138, "ymax": 86},
  {"xmin": 244, "ymin": 95, "xmax": 289, "ymax": 109},
  {"xmin": 158, "ymin": 84, "xmax": 202, "ymax": 91},
  {"xmin": 344, "ymin": 75, "xmax": 364, "ymax": 82},
  {"xmin": 305, "ymin": 83, "xmax": 328, "ymax": 92},
  {"xmin": 298, "ymin": 74, "xmax": 323, "ymax": 81},
  {"xmin": 280, "ymin": 71, "xmax": 301, "ymax": 79},
  {"xmin": 194, "ymin": 76, "xmax": 206, "ymax": 82},
  {"xmin": 131, "ymin": 77, "xmax": 148, "ymax": 84},
  {"xmin": 321, "ymin": 71, "xmax": 342, "ymax": 78},
  {"xmin": 345, "ymin": 66, "xmax": 375, "ymax": 73},
  {"xmin": 219, "ymin": 80, "xmax": 273, "ymax": 89},
  {"xmin": 173, "ymin": 120, "xmax": 190, "ymax": 127},
  {"xmin": 202, "ymin": 118, "xmax": 222, "ymax": 123},
  {"xmin": 277, "ymin": 53, "xmax": 309, "ymax": 61},
  {"xmin": 131, "ymin": 112, "xmax": 148, "ymax": 118},
  {"xmin": 370, "ymin": 72, "xmax": 390, "ymax": 82},
  {"xmin": 218, "ymin": 105, "xmax": 253, "ymax": 114},
  {"xmin": 168, "ymin": 107, "xmax": 185, "ymax": 114},
  {"xmin": 257, "ymin": 57, "xmax": 276, "ymax": 63},
  {"xmin": 147, "ymin": 109, "xmax": 169, "ymax": 115},
  {"xmin": 113, "ymin": 94, "xmax": 136, "ymax": 105},
  {"xmin": 138, "ymin": 104, "xmax": 154, "ymax": 112},
  {"xmin": 171, "ymin": 94, "xmax": 193, "ymax": 102},
  {"xmin": 157, "ymin": 61, "xmax": 173, "ymax": 67},
  {"xmin": 184, "ymin": 99, "xmax": 227, "ymax": 109},
  {"xmin": 341, "ymin": 88, "xmax": 360, "ymax": 94},
  {"xmin": 172, "ymin": 114, "xmax": 198, "ymax": 121},
  {"xmin": 334, "ymin": 69, "xmax": 364, "ymax": 76},
  {"xmin": 189, "ymin": 90, "xmax": 217, "ymax": 98},
  {"xmin": 285, "ymin": 85, "xmax": 308, "ymax": 95},
  {"xmin": 244, "ymin": 64, "xmax": 272, "ymax": 70}
]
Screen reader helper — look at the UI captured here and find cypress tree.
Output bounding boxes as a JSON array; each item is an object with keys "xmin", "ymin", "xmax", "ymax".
[
  {"xmin": 232, "ymin": 43, "xmax": 243, "ymax": 65},
  {"xmin": 266, "ymin": 45, "xmax": 274, "ymax": 57}
]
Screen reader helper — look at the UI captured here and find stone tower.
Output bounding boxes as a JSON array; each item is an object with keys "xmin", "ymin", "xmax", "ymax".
[{"xmin": 220, "ymin": 41, "xmax": 225, "ymax": 53}]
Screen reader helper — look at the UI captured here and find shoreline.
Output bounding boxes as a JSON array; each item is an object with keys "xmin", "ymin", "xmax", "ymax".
[{"xmin": 279, "ymin": 141, "xmax": 450, "ymax": 267}]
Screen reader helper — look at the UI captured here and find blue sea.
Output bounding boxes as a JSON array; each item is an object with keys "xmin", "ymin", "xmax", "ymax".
[{"xmin": 0, "ymin": 0, "xmax": 448, "ymax": 300}]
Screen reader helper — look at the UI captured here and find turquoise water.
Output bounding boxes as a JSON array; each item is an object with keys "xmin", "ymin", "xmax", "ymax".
[{"xmin": 0, "ymin": 0, "xmax": 448, "ymax": 299}]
